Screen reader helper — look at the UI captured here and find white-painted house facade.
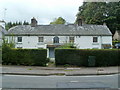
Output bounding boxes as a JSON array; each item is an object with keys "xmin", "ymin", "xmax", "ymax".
[
  {"xmin": 0, "ymin": 25, "xmax": 8, "ymax": 47},
  {"xmin": 0, "ymin": 20, "xmax": 6, "ymax": 29},
  {"xmin": 5, "ymin": 18, "xmax": 112, "ymax": 58}
]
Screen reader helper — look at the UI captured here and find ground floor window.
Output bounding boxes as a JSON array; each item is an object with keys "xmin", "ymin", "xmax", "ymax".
[
  {"xmin": 17, "ymin": 37, "xmax": 22, "ymax": 43},
  {"xmin": 93, "ymin": 37, "xmax": 98, "ymax": 43},
  {"xmin": 17, "ymin": 47, "xmax": 22, "ymax": 49},
  {"xmin": 53, "ymin": 36, "xmax": 59, "ymax": 43},
  {"xmin": 38, "ymin": 37, "xmax": 44, "ymax": 42},
  {"xmin": 69, "ymin": 37, "xmax": 74, "ymax": 43},
  {"xmin": 102, "ymin": 44, "xmax": 111, "ymax": 49}
]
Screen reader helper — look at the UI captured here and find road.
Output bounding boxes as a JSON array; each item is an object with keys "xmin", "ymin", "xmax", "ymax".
[{"xmin": 2, "ymin": 74, "xmax": 119, "ymax": 89}]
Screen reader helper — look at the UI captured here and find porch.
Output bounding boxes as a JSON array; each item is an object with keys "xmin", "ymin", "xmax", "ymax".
[{"xmin": 47, "ymin": 44, "xmax": 62, "ymax": 59}]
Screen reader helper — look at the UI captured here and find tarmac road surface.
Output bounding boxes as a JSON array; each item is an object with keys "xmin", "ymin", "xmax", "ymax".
[{"xmin": 2, "ymin": 74, "xmax": 119, "ymax": 89}]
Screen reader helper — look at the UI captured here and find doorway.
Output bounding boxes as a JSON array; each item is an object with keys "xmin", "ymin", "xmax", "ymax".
[{"xmin": 49, "ymin": 47, "xmax": 55, "ymax": 58}]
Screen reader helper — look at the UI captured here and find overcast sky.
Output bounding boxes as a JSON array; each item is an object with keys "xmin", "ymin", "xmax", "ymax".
[{"xmin": 0, "ymin": 0, "xmax": 83, "ymax": 24}]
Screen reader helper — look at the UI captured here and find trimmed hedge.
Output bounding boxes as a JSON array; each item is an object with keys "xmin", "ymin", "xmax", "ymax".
[
  {"xmin": 0, "ymin": 49, "xmax": 1, "ymax": 64},
  {"xmin": 2, "ymin": 46, "xmax": 48, "ymax": 66},
  {"xmin": 112, "ymin": 40, "xmax": 120, "ymax": 46},
  {"xmin": 55, "ymin": 49, "xmax": 120, "ymax": 67}
]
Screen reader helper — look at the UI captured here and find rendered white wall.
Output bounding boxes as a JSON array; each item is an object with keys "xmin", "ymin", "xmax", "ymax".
[
  {"xmin": 7, "ymin": 36, "xmax": 69, "ymax": 49},
  {"xmin": 75, "ymin": 36, "xmax": 100, "ymax": 49},
  {"xmin": 75, "ymin": 36, "xmax": 112, "ymax": 49},
  {"xmin": 6, "ymin": 35, "xmax": 112, "ymax": 49},
  {"xmin": 102, "ymin": 36, "xmax": 112, "ymax": 44},
  {"xmin": 44, "ymin": 36, "xmax": 69, "ymax": 44},
  {"xmin": 0, "ymin": 22, "xmax": 5, "ymax": 29}
]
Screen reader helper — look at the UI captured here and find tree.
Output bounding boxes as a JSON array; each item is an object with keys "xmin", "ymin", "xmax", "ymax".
[
  {"xmin": 18, "ymin": 22, "xmax": 22, "ymax": 25},
  {"xmin": 76, "ymin": 2, "xmax": 120, "ymax": 34},
  {"xmin": 50, "ymin": 17, "xmax": 66, "ymax": 24},
  {"xmin": 5, "ymin": 21, "xmax": 29, "ymax": 30},
  {"xmin": 23, "ymin": 21, "xmax": 29, "ymax": 25},
  {"xmin": 5, "ymin": 22, "xmax": 12, "ymax": 30}
]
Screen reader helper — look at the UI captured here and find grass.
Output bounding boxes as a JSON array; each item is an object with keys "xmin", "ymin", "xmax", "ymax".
[
  {"xmin": 47, "ymin": 61, "xmax": 55, "ymax": 67},
  {"xmin": 28, "ymin": 68, "xmax": 32, "ymax": 70}
]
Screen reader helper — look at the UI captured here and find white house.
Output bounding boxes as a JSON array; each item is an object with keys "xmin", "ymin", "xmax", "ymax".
[
  {"xmin": 113, "ymin": 30, "xmax": 120, "ymax": 41},
  {"xmin": 5, "ymin": 18, "xmax": 112, "ymax": 58},
  {"xmin": 0, "ymin": 25, "xmax": 7, "ymax": 47},
  {"xmin": 0, "ymin": 20, "xmax": 7, "ymax": 47},
  {"xmin": 0, "ymin": 20, "xmax": 6, "ymax": 29}
]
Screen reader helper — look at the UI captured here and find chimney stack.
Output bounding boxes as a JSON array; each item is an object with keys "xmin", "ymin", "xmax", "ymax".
[
  {"xmin": 77, "ymin": 18, "xmax": 82, "ymax": 26},
  {"xmin": 31, "ymin": 17, "xmax": 37, "ymax": 27}
]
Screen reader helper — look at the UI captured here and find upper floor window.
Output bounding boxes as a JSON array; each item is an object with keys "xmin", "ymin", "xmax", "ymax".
[
  {"xmin": 17, "ymin": 37, "xmax": 22, "ymax": 42},
  {"xmin": 53, "ymin": 36, "xmax": 59, "ymax": 43},
  {"xmin": 38, "ymin": 37, "xmax": 44, "ymax": 42},
  {"xmin": 69, "ymin": 37, "xmax": 74, "ymax": 43},
  {"xmin": 93, "ymin": 37, "xmax": 98, "ymax": 43}
]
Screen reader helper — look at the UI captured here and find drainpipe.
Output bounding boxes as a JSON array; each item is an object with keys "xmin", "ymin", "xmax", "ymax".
[
  {"xmin": 47, "ymin": 48, "xmax": 49, "ymax": 58},
  {"xmin": 100, "ymin": 36, "xmax": 102, "ymax": 49}
]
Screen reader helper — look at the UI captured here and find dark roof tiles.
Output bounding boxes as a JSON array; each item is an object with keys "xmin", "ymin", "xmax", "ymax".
[{"xmin": 6, "ymin": 24, "xmax": 112, "ymax": 36}]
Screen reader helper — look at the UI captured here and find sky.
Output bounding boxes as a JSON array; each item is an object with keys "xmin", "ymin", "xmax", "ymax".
[{"xmin": 0, "ymin": 0, "xmax": 83, "ymax": 24}]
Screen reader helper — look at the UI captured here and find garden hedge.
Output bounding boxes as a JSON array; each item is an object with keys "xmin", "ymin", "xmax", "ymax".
[
  {"xmin": 0, "ymin": 49, "xmax": 1, "ymax": 64},
  {"xmin": 55, "ymin": 49, "xmax": 120, "ymax": 67},
  {"xmin": 2, "ymin": 46, "xmax": 48, "ymax": 66}
]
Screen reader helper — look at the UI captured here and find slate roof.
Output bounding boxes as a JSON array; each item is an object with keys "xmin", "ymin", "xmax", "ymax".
[
  {"xmin": 6, "ymin": 24, "xmax": 112, "ymax": 36},
  {"xmin": 117, "ymin": 30, "xmax": 120, "ymax": 35}
]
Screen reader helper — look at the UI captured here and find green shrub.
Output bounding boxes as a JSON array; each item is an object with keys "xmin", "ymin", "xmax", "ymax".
[
  {"xmin": 58, "ymin": 43, "xmax": 76, "ymax": 49},
  {"xmin": 0, "ymin": 49, "xmax": 2, "ymax": 64},
  {"xmin": 2, "ymin": 47, "xmax": 48, "ymax": 66},
  {"xmin": 55, "ymin": 49, "xmax": 120, "ymax": 67},
  {"xmin": 112, "ymin": 40, "xmax": 120, "ymax": 46}
]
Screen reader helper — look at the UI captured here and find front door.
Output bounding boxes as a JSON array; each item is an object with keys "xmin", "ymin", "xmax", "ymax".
[{"xmin": 49, "ymin": 47, "xmax": 55, "ymax": 58}]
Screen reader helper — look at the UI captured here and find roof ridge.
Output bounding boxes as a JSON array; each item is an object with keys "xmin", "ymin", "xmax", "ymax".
[{"xmin": 6, "ymin": 24, "xmax": 112, "ymax": 36}]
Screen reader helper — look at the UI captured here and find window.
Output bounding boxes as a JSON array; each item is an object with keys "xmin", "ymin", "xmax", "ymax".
[
  {"xmin": 93, "ymin": 47, "xmax": 99, "ymax": 49},
  {"xmin": 17, "ymin": 47, "xmax": 22, "ymax": 49},
  {"xmin": 102, "ymin": 44, "xmax": 111, "ymax": 49},
  {"xmin": 17, "ymin": 37, "xmax": 22, "ymax": 42},
  {"xmin": 38, "ymin": 37, "xmax": 44, "ymax": 42},
  {"xmin": 53, "ymin": 36, "xmax": 59, "ymax": 43},
  {"xmin": 93, "ymin": 37, "xmax": 98, "ymax": 43},
  {"xmin": 69, "ymin": 37, "xmax": 74, "ymax": 43}
]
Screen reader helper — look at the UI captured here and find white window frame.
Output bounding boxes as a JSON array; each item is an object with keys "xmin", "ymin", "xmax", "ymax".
[
  {"xmin": 17, "ymin": 37, "xmax": 22, "ymax": 43},
  {"xmin": 38, "ymin": 37, "xmax": 44, "ymax": 42},
  {"xmin": 69, "ymin": 36, "xmax": 74, "ymax": 43},
  {"xmin": 93, "ymin": 37, "xmax": 98, "ymax": 43},
  {"xmin": 53, "ymin": 36, "xmax": 59, "ymax": 44}
]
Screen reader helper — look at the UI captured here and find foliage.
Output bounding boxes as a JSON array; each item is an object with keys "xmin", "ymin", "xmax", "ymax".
[
  {"xmin": 2, "ymin": 38, "xmax": 15, "ymax": 48},
  {"xmin": 5, "ymin": 21, "xmax": 29, "ymax": 30},
  {"xmin": 57, "ymin": 43, "xmax": 76, "ymax": 49},
  {"xmin": 76, "ymin": 2, "xmax": 120, "ymax": 34},
  {"xmin": 112, "ymin": 40, "xmax": 120, "ymax": 46},
  {"xmin": 2, "ymin": 47, "xmax": 48, "ymax": 66},
  {"xmin": 55, "ymin": 49, "xmax": 120, "ymax": 67},
  {"xmin": 50, "ymin": 17, "xmax": 66, "ymax": 24},
  {"xmin": 0, "ymin": 49, "xmax": 1, "ymax": 64},
  {"xmin": 23, "ymin": 21, "xmax": 29, "ymax": 25}
]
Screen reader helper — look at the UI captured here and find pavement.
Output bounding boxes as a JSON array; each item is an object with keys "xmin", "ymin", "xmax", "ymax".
[{"xmin": 1, "ymin": 65, "xmax": 119, "ymax": 76}]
